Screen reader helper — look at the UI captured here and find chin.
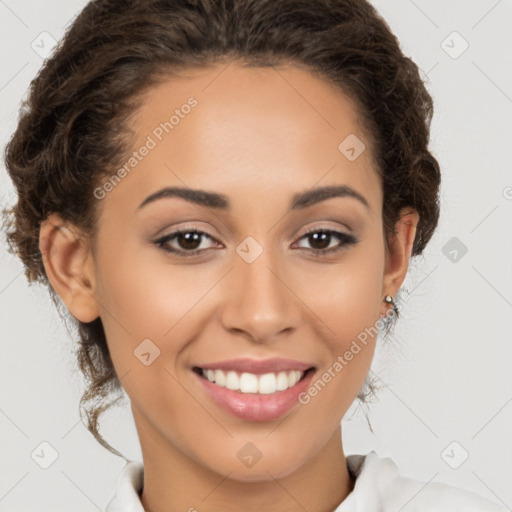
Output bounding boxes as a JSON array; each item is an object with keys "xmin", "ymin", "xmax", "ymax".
[{"xmin": 205, "ymin": 451, "xmax": 307, "ymax": 483}]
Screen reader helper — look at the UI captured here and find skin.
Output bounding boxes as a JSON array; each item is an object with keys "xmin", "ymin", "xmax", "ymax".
[{"xmin": 39, "ymin": 61, "xmax": 418, "ymax": 512}]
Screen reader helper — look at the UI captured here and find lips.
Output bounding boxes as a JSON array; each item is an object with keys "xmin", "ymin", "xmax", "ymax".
[{"xmin": 192, "ymin": 358, "xmax": 316, "ymax": 421}]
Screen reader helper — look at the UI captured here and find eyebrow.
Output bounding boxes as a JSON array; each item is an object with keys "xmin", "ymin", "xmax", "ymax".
[{"xmin": 137, "ymin": 184, "xmax": 370, "ymax": 211}]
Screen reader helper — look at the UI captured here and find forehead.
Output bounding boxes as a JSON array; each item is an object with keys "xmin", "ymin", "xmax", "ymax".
[{"xmin": 102, "ymin": 62, "xmax": 381, "ymax": 216}]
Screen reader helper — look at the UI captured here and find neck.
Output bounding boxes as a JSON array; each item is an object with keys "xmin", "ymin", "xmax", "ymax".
[{"xmin": 137, "ymin": 417, "xmax": 354, "ymax": 512}]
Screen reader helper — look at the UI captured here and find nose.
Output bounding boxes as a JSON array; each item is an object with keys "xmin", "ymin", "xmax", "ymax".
[{"xmin": 220, "ymin": 248, "xmax": 301, "ymax": 344}]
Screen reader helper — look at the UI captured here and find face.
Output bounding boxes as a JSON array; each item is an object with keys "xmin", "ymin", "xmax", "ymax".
[{"xmin": 41, "ymin": 61, "xmax": 417, "ymax": 482}]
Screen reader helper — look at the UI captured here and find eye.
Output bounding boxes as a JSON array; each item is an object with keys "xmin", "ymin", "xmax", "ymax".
[
  {"xmin": 153, "ymin": 226, "xmax": 358, "ymax": 258},
  {"xmin": 153, "ymin": 228, "xmax": 221, "ymax": 257},
  {"xmin": 293, "ymin": 228, "xmax": 358, "ymax": 256}
]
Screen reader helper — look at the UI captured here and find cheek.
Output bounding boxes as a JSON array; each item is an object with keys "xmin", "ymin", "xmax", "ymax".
[
  {"xmin": 92, "ymin": 240, "xmax": 231, "ymax": 420},
  {"xmin": 294, "ymin": 242, "xmax": 384, "ymax": 339},
  {"xmin": 293, "ymin": 242, "xmax": 384, "ymax": 400},
  {"xmin": 93, "ymin": 248, "xmax": 201, "ymax": 426},
  {"xmin": 95, "ymin": 230, "xmax": 210, "ymax": 339}
]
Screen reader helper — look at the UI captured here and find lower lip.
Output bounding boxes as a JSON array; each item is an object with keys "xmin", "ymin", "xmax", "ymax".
[{"xmin": 194, "ymin": 369, "xmax": 316, "ymax": 422}]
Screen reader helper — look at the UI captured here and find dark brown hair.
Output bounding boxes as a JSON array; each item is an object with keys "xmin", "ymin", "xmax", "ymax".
[{"xmin": 2, "ymin": 0, "xmax": 441, "ymax": 458}]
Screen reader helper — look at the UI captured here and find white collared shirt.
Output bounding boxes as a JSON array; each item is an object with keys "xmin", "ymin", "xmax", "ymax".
[{"xmin": 105, "ymin": 451, "xmax": 507, "ymax": 511}]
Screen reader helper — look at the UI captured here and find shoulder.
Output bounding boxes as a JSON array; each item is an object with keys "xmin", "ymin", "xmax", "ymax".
[
  {"xmin": 337, "ymin": 451, "xmax": 507, "ymax": 512},
  {"xmin": 105, "ymin": 460, "xmax": 145, "ymax": 512}
]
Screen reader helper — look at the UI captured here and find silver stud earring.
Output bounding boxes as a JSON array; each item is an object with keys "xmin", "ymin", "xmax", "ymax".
[{"xmin": 384, "ymin": 295, "xmax": 394, "ymax": 305}]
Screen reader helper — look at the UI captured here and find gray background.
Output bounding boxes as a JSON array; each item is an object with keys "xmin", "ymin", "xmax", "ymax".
[{"xmin": 1, "ymin": 1, "xmax": 511, "ymax": 510}]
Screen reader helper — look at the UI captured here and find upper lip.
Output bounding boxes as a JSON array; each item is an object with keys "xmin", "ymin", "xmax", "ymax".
[{"xmin": 196, "ymin": 358, "xmax": 315, "ymax": 374}]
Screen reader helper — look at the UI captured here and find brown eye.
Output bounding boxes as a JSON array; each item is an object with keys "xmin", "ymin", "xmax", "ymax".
[
  {"xmin": 174, "ymin": 231, "xmax": 202, "ymax": 250},
  {"xmin": 294, "ymin": 229, "xmax": 358, "ymax": 257},
  {"xmin": 306, "ymin": 231, "xmax": 331, "ymax": 250},
  {"xmin": 154, "ymin": 229, "xmax": 220, "ymax": 256}
]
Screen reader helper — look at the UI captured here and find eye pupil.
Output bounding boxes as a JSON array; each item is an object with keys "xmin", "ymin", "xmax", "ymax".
[
  {"xmin": 309, "ymin": 231, "xmax": 330, "ymax": 250},
  {"xmin": 178, "ymin": 231, "xmax": 202, "ymax": 250}
]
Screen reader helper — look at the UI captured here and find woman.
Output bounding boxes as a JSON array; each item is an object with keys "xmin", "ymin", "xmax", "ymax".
[{"xmin": 2, "ymin": 0, "xmax": 506, "ymax": 510}]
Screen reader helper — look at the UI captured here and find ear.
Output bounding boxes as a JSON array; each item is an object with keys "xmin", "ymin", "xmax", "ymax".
[
  {"xmin": 381, "ymin": 208, "xmax": 419, "ymax": 312},
  {"xmin": 39, "ymin": 213, "xmax": 99, "ymax": 323}
]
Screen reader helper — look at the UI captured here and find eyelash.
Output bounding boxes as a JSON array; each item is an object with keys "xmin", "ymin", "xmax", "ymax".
[{"xmin": 153, "ymin": 226, "xmax": 358, "ymax": 258}]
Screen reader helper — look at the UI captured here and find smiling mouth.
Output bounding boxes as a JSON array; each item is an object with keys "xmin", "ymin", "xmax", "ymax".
[{"xmin": 193, "ymin": 366, "xmax": 315, "ymax": 395}]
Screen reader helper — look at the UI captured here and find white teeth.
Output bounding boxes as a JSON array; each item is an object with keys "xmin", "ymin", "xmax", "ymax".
[
  {"xmin": 240, "ymin": 372, "xmax": 258, "ymax": 393},
  {"xmin": 276, "ymin": 371, "xmax": 289, "ymax": 391},
  {"xmin": 200, "ymin": 368, "xmax": 306, "ymax": 394},
  {"xmin": 258, "ymin": 373, "xmax": 276, "ymax": 394},
  {"xmin": 225, "ymin": 371, "xmax": 239, "ymax": 391},
  {"xmin": 214, "ymin": 369, "xmax": 226, "ymax": 386}
]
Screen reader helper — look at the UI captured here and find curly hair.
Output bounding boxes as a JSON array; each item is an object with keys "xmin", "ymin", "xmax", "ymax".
[{"xmin": 1, "ymin": 0, "xmax": 441, "ymax": 458}]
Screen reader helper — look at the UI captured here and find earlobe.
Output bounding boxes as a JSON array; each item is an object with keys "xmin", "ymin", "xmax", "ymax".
[
  {"xmin": 39, "ymin": 213, "xmax": 99, "ymax": 323},
  {"xmin": 382, "ymin": 208, "xmax": 419, "ymax": 300}
]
